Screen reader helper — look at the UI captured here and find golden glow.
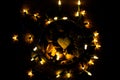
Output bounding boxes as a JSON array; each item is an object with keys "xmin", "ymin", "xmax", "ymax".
[
  {"xmin": 92, "ymin": 55, "xmax": 99, "ymax": 59},
  {"xmin": 61, "ymin": 60, "xmax": 67, "ymax": 64},
  {"xmin": 75, "ymin": 11, "xmax": 80, "ymax": 17},
  {"xmin": 31, "ymin": 57, "xmax": 34, "ymax": 61},
  {"xmin": 32, "ymin": 13, "xmax": 40, "ymax": 21},
  {"xmin": 31, "ymin": 53, "xmax": 38, "ymax": 61},
  {"xmin": 56, "ymin": 74, "xmax": 60, "ymax": 78},
  {"xmin": 46, "ymin": 43, "xmax": 57, "ymax": 57},
  {"xmin": 22, "ymin": 8, "xmax": 29, "ymax": 14},
  {"xmin": 56, "ymin": 52, "xmax": 60, "ymax": 60},
  {"xmin": 88, "ymin": 59, "xmax": 94, "ymax": 65},
  {"xmin": 65, "ymin": 72, "xmax": 72, "ymax": 78},
  {"xmin": 85, "ymin": 71, "xmax": 92, "ymax": 76},
  {"xmin": 12, "ymin": 34, "xmax": 18, "ymax": 42},
  {"xmin": 22, "ymin": 0, "xmax": 101, "ymax": 78},
  {"xmin": 84, "ymin": 20, "xmax": 91, "ymax": 28},
  {"xmin": 93, "ymin": 38, "xmax": 98, "ymax": 43},
  {"xmin": 40, "ymin": 58, "xmax": 46, "ymax": 65},
  {"xmin": 78, "ymin": 0, "xmax": 81, "ymax": 5},
  {"xmin": 35, "ymin": 57, "xmax": 39, "ymax": 61},
  {"xmin": 79, "ymin": 64, "xmax": 88, "ymax": 70},
  {"xmin": 57, "ymin": 37, "xmax": 71, "ymax": 49},
  {"xmin": 80, "ymin": 10, "xmax": 86, "ymax": 16},
  {"xmin": 93, "ymin": 31, "xmax": 99, "ymax": 37},
  {"xmin": 56, "ymin": 70, "xmax": 62, "ymax": 78},
  {"xmin": 27, "ymin": 69, "xmax": 34, "ymax": 77},
  {"xmin": 50, "ymin": 48, "xmax": 56, "ymax": 57},
  {"xmin": 92, "ymin": 31, "xmax": 101, "ymax": 50},
  {"xmin": 84, "ymin": 44, "xmax": 88, "ymax": 50},
  {"xmin": 58, "ymin": 0, "xmax": 61, "ymax": 6},
  {"xmin": 65, "ymin": 53, "xmax": 74, "ymax": 60},
  {"xmin": 46, "ymin": 43, "xmax": 57, "ymax": 59},
  {"xmin": 33, "ymin": 13, "xmax": 40, "ymax": 17},
  {"xmin": 95, "ymin": 44, "xmax": 101, "ymax": 49},
  {"xmin": 33, "ymin": 46, "xmax": 38, "ymax": 51},
  {"xmin": 62, "ymin": 17, "xmax": 68, "ymax": 20},
  {"xmin": 45, "ymin": 19, "xmax": 53, "ymax": 25},
  {"xmin": 54, "ymin": 16, "xmax": 58, "ymax": 20},
  {"xmin": 24, "ymin": 33, "xmax": 34, "ymax": 44},
  {"xmin": 56, "ymin": 52, "xmax": 64, "ymax": 60}
]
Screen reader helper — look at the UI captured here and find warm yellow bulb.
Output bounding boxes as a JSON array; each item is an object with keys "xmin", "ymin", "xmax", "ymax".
[
  {"xmin": 40, "ymin": 58, "xmax": 46, "ymax": 65},
  {"xmin": 45, "ymin": 19, "xmax": 53, "ymax": 25},
  {"xmin": 85, "ymin": 71, "xmax": 92, "ymax": 76},
  {"xmin": 58, "ymin": 0, "xmax": 61, "ymax": 6},
  {"xmin": 62, "ymin": 17, "xmax": 68, "ymax": 20},
  {"xmin": 23, "ymin": 9, "xmax": 29, "ymax": 14},
  {"xmin": 66, "ymin": 72, "xmax": 72, "ymax": 78},
  {"xmin": 75, "ymin": 11, "xmax": 80, "ymax": 17},
  {"xmin": 54, "ymin": 16, "xmax": 58, "ymax": 20},
  {"xmin": 80, "ymin": 10, "xmax": 86, "ymax": 16},
  {"xmin": 56, "ymin": 70, "xmax": 62, "ymax": 78},
  {"xmin": 27, "ymin": 70, "xmax": 34, "ymax": 77},
  {"xmin": 93, "ymin": 31, "xmax": 99, "ymax": 37},
  {"xmin": 92, "ymin": 38, "xmax": 98, "ymax": 43},
  {"xmin": 95, "ymin": 44, "xmax": 101, "ymax": 49},
  {"xmin": 88, "ymin": 59, "xmax": 94, "ymax": 65},
  {"xmin": 78, "ymin": 0, "xmax": 81, "ymax": 5},
  {"xmin": 93, "ymin": 55, "xmax": 99, "ymax": 59},
  {"xmin": 84, "ymin": 44, "xmax": 88, "ymax": 50},
  {"xmin": 12, "ymin": 34, "xmax": 18, "ymax": 42}
]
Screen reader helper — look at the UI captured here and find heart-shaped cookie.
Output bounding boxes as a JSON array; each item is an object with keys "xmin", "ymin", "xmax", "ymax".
[{"xmin": 57, "ymin": 37, "xmax": 71, "ymax": 49}]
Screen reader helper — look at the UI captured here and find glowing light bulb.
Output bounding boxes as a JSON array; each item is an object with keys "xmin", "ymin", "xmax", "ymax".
[
  {"xmin": 58, "ymin": 0, "xmax": 61, "ymax": 6},
  {"xmin": 54, "ymin": 16, "xmax": 58, "ymax": 20},
  {"xmin": 94, "ymin": 31, "xmax": 99, "ymax": 37},
  {"xmin": 85, "ymin": 71, "xmax": 92, "ymax": 76},
  {"xmin": 27, "ymin": 70, "xmax": 34, "ymax": 78},
  {"xmin": 56, "ymin": 70, "xmax": 62, "ymax": 78},
  {"xmin": 93, "ymin": 55, "xmax": 99, "ymax": 59},
  {"xmin": 78, "ymin": 0, "xmax": 81, "ymax": 5},
  {"xmin": 66, "ymin": 72, "xmax": 72, "ymax": 78},
  {"xmin": 88, "ymin": 59, "xmax": 94, "ymax": 65},
  {"xmin": 12, "ymin": 34, "xmax": 18, "ymax": 42},
  {"xmin": 33, "ymin": 46, "xmax": 37, "ymax": 51},
  {"xmin": 40, "ymin": 58, "xmax": 46, "ymax": 65},
  {"xmin": 62, "ymin": 17, "xmax": 68, "ymax": 20},
  {"xmin": 22, "ymin": 8, "xmax": 29, "ymax": 14},
  {"xmin": 84, "ymin": 44, "xmax": 88, "ymax": 50},
  {"xmin": 81, "ymin": 10, "xmax": 86, "ymax": 16}
]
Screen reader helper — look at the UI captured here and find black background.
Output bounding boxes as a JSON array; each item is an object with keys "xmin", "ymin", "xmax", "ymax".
[{"xmin": 1, "ymin": 0, "xmax": 116, "ymax": 80}]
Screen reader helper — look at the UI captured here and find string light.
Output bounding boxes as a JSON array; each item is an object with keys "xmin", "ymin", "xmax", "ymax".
[
  {"xmin": 80, "ymin": 10, "xmax": 86, "ymax": 16},
  {"xmin": 40, "ymin": 58, "xmax": 46, "ymax": 65},
  {"xmin": 22, "ymin": 8, "xmax": 29, "ymax": 15},
  {"xmin": 12, "ymin": 34, "xmax": 18, "ymax": 42},
  {"xmin": 85, "ymin": 70, "xmax": 92, "ymax": 76},
  {"xmin": 65, "ymin": 71, "xmax": 72, "ymax": 78},
  {"xmin": 33, "ymin": 46, "xmax": 38, "ymax": 51},
  {"xmin": 27, "ymin": 69, "xmax": 34, "ymax": 78},
  {"xmin": 16, "ymin": 0, "xmax": 102, "ymax": 79},
  {"xmin": 78, "ymin": 0, "xmax": 81, "ymax": 6},
  {"xmin": 24, "ymin": 33, "xmax": 34, "ymax": 44},
  {"xmin": 92, "ymin": 55, "xmax": 99, "ymax": 59},
  {"xmin": 84, "ymin": 44, "xmax": 88, "ymax": 50},
  {"xmin": 56, "ymin": 70, "xmax": 62, "ymax": 78},
  {"xmin": 62, "ymin": 16, "xmax": 68, "ymax": 20},
  {"xmin": 58, "ymin": 0, "xmax": 61, "ymax": 6},
  {"xmin": 54, "ymin": 16, "xmax": 58, "ymax": 20}
]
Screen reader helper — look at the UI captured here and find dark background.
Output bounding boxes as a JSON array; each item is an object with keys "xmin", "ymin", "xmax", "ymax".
[{"xmin": 1, "ymin": 0, "xmax": 116, "ymax": 80}]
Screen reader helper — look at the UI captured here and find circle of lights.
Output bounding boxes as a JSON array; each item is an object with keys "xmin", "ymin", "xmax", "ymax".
[
  {"xmin": 18, "ymin": 0, "xmax": 101, "ymax": 79},
  {"xmin": 30, "ymin": 19, "xmax": 101, "ymax": 79}
]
